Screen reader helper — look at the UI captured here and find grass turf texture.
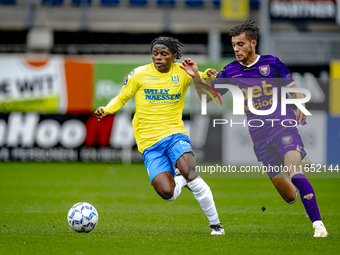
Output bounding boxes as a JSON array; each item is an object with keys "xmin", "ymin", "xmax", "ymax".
[{"xmin": 0, "ymin": 163, "xmax": 339, "ymax": 255}]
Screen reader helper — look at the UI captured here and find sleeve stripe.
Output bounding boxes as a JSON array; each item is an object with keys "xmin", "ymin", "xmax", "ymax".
[{"xmin": 284, "ymin": 81, "xmax": 295, "ymax": 87}]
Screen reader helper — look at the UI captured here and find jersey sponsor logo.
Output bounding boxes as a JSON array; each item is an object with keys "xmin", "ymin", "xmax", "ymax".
[
  {"xmin": 236, "ymin": 81, "xmax": 273, "ymax": 112},
  {"xmin": 259, "ymin": 65, "xmax": 270, "ymax": 76},
  {"xmin": 282, "ymin": 135, "xmax": 293, "ymax": 145},
  {"xmin": 144, "ymin": 89, "xmax": 181, "ymax": 101},
  {"xmin": 171, "ymin": 75, "xmax": 179, "ymax": 85}
]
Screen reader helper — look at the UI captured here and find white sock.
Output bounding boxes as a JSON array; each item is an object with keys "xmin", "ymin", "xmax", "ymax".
[
  {"xmin": 187, "ymin": 177, "xmax": 220, "ymax": 225},
  {"xmin": 313, "ymin": 220, "xmax": 324, "ymax": 229},
  {"xmin": 174, "ymin": 174, "xmax": 187, "ymax": 188},
  {"xmin": 164, "ymin": 175, "xmax": 187, "ymax": 202}
]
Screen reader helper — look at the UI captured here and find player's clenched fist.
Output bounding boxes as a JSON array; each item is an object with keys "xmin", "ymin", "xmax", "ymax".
[{"xmin": 94, "ymin": 107, "xmax": 105, "ymax": 121}]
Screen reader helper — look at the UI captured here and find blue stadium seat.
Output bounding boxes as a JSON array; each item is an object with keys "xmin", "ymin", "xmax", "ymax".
[
  {"xmin": 250, "ymin": 0, "xmax": 260, "ymax": 9},
  {"xmin": 0, "ymin": 0, "xmax": 16, "ymax": 4},
  {"xmin": 185, "ymin": 0, "xmax": 204, "ymax": 8},
  {"xmin": 157, "ymin": 0, "xmax": 175, "ymax": 8},
  {"xmin": 129, "ymin": 0, "xmax": 147, "ymax": 7},
  {"xmin": 100, "ymin": 0, "xmax": 119, "ymax": 6},
  {"xmin": 213, "ymin": 0, "xmax": 220, "ymax": 8},
  {"xmin": 72, "ymin": 0, "xmax": 91, "ymax": 6},
  {"xmin": 42, "ymin": 0, "xmax": 63, "ymax": 5}
]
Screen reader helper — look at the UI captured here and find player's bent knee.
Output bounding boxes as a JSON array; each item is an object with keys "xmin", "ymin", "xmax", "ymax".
[
  {"xmin": 284, "ymin": 193, "xmax": 298, "ymax": 204},
  {"xmin": 285, "ymin": 196, "xmax": 298, "ymax": 204},
  {"xmin": 163, "ymin": 194, "xmax": 176, "ymax": 201},
  {"xmin": 158, "ymin": 190, "xmax": 174, "ymax": 200}
]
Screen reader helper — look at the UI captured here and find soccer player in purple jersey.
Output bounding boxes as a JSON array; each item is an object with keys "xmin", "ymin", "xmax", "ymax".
[{"xmin": 182, "ymin": 20, "xmax": 328, "ymax": 237}]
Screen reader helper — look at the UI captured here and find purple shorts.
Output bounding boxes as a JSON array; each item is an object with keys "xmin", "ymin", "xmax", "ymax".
[{"xmin": 253, "ymin": 130, "xmax": 307, "ymax": 179}]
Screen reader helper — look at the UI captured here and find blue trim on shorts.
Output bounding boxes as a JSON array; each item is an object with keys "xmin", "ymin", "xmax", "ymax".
[{"xmin": 142, "ymin": 133, "xmax": 194, "ymax": 183}]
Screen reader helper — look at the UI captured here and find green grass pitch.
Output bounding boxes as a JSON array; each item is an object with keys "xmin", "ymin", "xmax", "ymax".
[{"xmin": 0, "ymin": 162, "xmax": 339, "ymax": 254}]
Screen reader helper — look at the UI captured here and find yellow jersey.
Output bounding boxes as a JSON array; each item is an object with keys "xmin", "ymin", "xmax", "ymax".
[{"xmin": 102, "ymin": 62, "xmax": 196, "ymax": 153}]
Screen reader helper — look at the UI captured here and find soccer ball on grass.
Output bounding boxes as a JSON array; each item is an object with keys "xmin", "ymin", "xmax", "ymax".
[{"xmin": 67, "ymin": 202, "xmax": 98, "ymax": 232}]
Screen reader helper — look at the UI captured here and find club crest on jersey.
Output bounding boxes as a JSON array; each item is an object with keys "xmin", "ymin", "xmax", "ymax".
[
  {"xmin": 259, "ymin": 65, "xmax": 270, "ymax": 76},
  {"xmin": 171, "ymin": 75, "xmax": 179, "ymax": 85},
  {"xmin": 282, "ymin": 135, "xmax": 293, "ymax": 145}
]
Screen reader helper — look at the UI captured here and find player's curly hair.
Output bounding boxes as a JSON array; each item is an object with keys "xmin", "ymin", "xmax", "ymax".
[
  {"xmin": 230, "ymin": 20, "xmax": 260, "ymax": 41},
  {"xmin": 151, "ymin": 36, "xmax": 185, "ymax": 61}
]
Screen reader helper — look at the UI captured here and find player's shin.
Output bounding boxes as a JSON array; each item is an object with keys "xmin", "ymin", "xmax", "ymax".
[
  {"xmin": 187, "ymin": 177, "xmax": 220, "ymax": 225},
  {"xmin": 291, "ymin": 173, "xmax": 322, "ymax": 223}
]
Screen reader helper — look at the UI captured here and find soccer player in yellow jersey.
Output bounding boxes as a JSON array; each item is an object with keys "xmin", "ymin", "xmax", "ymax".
[{"xmin": 94, "ymin": 37, "xmax": 224, "ymax": 235}]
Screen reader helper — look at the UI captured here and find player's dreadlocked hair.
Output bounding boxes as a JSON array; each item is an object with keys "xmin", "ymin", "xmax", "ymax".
[
  {"xmin": 230, "ymin": 20, "xmax": 260, "ymax": 41},
  {"xmin": 151, "ymin": 36, "xmax": 185, "ymax": 61}
]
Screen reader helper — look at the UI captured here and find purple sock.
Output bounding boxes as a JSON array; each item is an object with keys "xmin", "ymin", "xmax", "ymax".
[{"xmin": 291, "ymin": 173, "xmax": 322, "ymax": 222}]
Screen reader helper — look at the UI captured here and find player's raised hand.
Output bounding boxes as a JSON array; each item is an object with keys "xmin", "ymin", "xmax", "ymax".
[
  {"xmin": 295, "ymin": 104, "xmax": 307, "ymax": 124},
  {"xmin": 180, "ymin": 58, "xmax": 199, "ymax": 78},
  {"xmin": 206, "ymin": 68, "xmax": 218, "ymax": 77},
  {"xmin": 94, "ymin": 107, "xmax": 105, "ymax": 121}
]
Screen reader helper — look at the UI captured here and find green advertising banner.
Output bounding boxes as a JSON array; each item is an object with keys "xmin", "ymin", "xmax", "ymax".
[{"xmin": 94, "ymin": 59, "xmax": 141, "ymax": 112}]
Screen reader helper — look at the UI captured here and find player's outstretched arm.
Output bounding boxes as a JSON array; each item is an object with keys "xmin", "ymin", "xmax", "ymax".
[
  {"xmin": 94, "ymin": 107, "xmax": 105, "ymax": 121},
  {"xmin": 95, "ymin": 69, "xmax": 138, "ymax": 121},
  {"xmin": 180, "ymin": 58, "xmax": 216, "ymax": 103},
  {"xmin": 290, "ymin": 83, "xmax": 307, "ymax": 124}
]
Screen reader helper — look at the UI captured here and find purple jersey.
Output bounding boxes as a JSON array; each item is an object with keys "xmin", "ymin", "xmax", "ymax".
[{"xmin": 212, "ymin": 55, "xmax": 297, "ymax": 144}]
